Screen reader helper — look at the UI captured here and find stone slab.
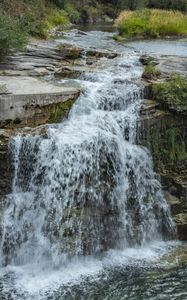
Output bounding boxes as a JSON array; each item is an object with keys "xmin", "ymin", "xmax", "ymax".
[{"xmin": 0, "ymin": 77, "xmax": 80, "ymax": 123}]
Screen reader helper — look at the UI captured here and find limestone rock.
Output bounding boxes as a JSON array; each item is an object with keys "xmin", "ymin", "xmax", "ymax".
[{"xmin": 140, "ymin": 54, "xmax": 187, "ymax": 240}]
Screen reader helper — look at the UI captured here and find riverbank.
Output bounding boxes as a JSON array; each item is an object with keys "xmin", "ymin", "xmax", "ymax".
[{"xmin": 115, "ymin": 9, "xmax": 187, "ymax": 40}]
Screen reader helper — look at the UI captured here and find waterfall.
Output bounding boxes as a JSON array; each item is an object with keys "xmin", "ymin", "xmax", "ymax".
[{"xmin": 0, "ymin": 51, "xmax": 175, "ymax": 268}]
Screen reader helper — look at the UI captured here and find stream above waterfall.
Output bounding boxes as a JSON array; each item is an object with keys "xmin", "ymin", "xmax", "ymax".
[{"xmin": 0, "ymin": 28, "xmax": 187, "ymax": 299}]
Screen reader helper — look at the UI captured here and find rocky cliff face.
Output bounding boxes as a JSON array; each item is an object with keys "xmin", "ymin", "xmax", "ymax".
[
  {"xmin": 140, "ymin": 55, "xmax": 187, "ymax": 240},
  {"xmin": 140, "ymin": 101, "xmax": 187, "ymax": 240},
  {"xmin": 0, "ymin": 130, "xmax": 12, "ymax": 205}
]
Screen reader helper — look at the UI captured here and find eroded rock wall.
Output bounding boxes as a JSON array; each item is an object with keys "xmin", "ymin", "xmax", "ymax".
[
  {"xmin": 140, "ymin": 64, "xmax": 187, "ymax": 240},
  {"xmin": 0, "ymin": 130, "xmax": 13, "ymax": 204}
]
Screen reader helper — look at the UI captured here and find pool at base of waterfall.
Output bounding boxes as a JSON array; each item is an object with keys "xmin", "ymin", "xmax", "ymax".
[{"xmin": 0, "ymin": 241, "xmax": 187, "ymax": 300}]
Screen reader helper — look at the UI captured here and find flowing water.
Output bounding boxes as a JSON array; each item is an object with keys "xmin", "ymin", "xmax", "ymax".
[{"xmin": 0, "ymin": 30, "xmax": 186, "ymax": 299}]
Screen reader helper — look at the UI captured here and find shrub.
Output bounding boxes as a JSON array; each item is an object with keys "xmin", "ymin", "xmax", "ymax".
[
  {"xmin": 115, "ymin": 9, "xmax": 187, "ymax": 38},
  {"xmin": 45, "ymin": 9, "xmax": 69, "ymax": 29},
  {"xmin": 0, "ymin": 0, "xmax": 70, "ymax": 39},
  {"xmin": 19, "ymin": 15, "xmax": 47, "ymax": 38},
  {"xmin": 152, "ymin": 75, "xmax": 187, "ymax": 114},
  {"xmin": 142, "ymin": 63, "xmax": 161, "ymax": 80},
  {"xmin": 50, "ymin": 0, "xmax": 66, "ymax": 9},
  {"xmin": 0, "ymin": 15, "xmax": 27, "ymax": 61},
  {"xmin": 64, "ymin": 3, "xmax": 80, "ymax": 24}
]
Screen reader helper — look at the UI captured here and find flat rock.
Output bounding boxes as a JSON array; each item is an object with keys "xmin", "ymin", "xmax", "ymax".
[
  {"xmin": 0, "ymin": 76, "xmax": 80, "ymax": 127},
  {"xmin": 157, "ymin": 55, "xmax": 187, "ymax": 77},
  {"xmin": 0, "ymin": 76, "xmax": 78, "ymax": 95}
]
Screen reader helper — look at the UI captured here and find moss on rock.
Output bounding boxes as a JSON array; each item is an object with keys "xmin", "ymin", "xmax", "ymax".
[
  {"xmin": 152, "ymin": 75, "xmax": 187, "ymax": 115},
  {"xmin": 149, "ymin": 115, "xmax": 187, "ymax": 169},
  {"xmin": 48, "ymin": 98, "xmax": 75, "ymax": 123}
]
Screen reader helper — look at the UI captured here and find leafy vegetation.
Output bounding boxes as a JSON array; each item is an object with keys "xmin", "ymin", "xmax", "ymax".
[
  {"xmin": 0, "ymin": 14, "xmax": 28, "ymax": 61},
  {"xmin": 0, "ymin": 0, "xmax": 70, "ymax": 38},
  {"xmin": 152, "ymin": 75, "xmax": 187, "ymax": 114},
  {"xmin": 115, "ymin": 9, "xmax": 187, "ymax": 38},
  {"xmin": 0, "ymin": 0, "xmax": 187, "ymax": 60},
  {"xmin": 64, "ymin": 3, "xmax": 80, "ymax": 24},
  {"xmin": 142, "ymin": 63, "xmax": 161, "ymax": 80},
  {"xmin": 0, "ymin": 0, "xmax": 71, "ymax": 60},
  {"xmin": 100, "ymin": 0, "xmax": 187, "ymax": 12},
  {"xmin": 0, "ymin": 0, "xmax": 117, "ymax": 61}
]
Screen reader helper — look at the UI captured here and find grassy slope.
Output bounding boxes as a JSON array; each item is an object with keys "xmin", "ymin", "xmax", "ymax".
[
  {"xmin": 0, "ymin": 0, "xmax": 74, "ymax": 60},
  {"xmin": 115, "ymin": 9, "xmax": 187, "ymax": 38},
  {"xmin": 0, "ymin": 0, "xmax": 70, "ymax": 38}
]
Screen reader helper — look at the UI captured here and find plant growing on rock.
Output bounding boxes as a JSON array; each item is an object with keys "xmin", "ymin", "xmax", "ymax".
[
  {"xmin": 152, "ymin": 75, "xmax": 187, "ymax": 114},
  {"xmin": 142, "ymin": 63, "xmax": 161, "ymax": 80}
]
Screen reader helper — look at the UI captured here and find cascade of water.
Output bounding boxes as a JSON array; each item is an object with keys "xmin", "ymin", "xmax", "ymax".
[{"xmin": 0, "ymin": 51, "xmax": 175, "ymax": 268}]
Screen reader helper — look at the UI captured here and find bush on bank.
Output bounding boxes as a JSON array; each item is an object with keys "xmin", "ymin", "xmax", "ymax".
[
  {"xmin": 115, "ymin": 9, "xmax": 187, "ymax": 38},
  {"xmin": 152, "ymin": 75, "xmax": 187, "ymax": 114},
  {"xmin": 1, "ymin": 0, "xmax": 70, "ymax": 38},
  {"xmin": 0, "ymin": 0, "xmax": 71, "ymax": 60},
  {"xmin": 0, "ymin": 14, "xmax": 28, "ymax": 61}
]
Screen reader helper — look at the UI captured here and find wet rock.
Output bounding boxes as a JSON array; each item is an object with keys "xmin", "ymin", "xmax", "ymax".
[
  {"xmin": 164, "ymin": 192, "xmax": 184, "ymax": 215},
  {"xmin": 0, "ymin": 40, "xmax": 118, "ymax": 83},
  {"xmin": 56, "ymin": 67, "xmax": 82, "ymax": 79},
  {"xmin": 77, "ymin": 30, "xmax": 87, "ymax": 36},
  {"xmin": 140, "ymin": 54, "xmax": 187, "ymax": 240},
  {"xmin": 140, "ymin": 55, "xmax": 158, "ymax": 66},
  {"xmin": 87, "ymin": 49, "xmax": 117, "ymax": 59},
  {"xmin": 140, "ymin": 54, "xmax": 187, "ymax": 77},
  {"xmin": 139, "ymin": 108, "xmax": 187, "ymax": 239},
  {"xmin": 49, "ymin": 25, "xmax": 73, "ymax": 38},
  {"xmin": 0, "ymin": 129, "xmax": 13, "ymax": 203},
  {"xmin": 174, "ymin": 213, "xmax": 187, "ymax": 241},
  {"xmin": 57, "ymin": 44, "xmax": 82, "ymax": 60}
]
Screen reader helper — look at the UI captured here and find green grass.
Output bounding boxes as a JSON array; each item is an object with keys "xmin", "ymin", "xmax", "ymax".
[
  {"xmin": 115, "ymin": 9, "xmax": 187, "ymax": 38},
  {"xmin": 142, "ymin": 63, "xmax": 161, "ymax": 80},
  {"xmin": 44, "ymin": 9, "xmax": 69, "ymax": 35},
  {"xmin": 152, "ymin": 75, "xmax": 187, "ymax": 114}
]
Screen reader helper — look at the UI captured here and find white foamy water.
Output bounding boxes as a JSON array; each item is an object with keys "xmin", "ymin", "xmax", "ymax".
[
  {"xmin": 0, "ymin": 241, "xmax": 180, "ymax": 300},
  {"xmin": 0, "ymin": 30, "xmax": 177, "ymax": 299}
]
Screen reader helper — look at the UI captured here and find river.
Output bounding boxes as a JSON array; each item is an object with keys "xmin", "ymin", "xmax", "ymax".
[{"xmin": 0, "ymin": 28, "xmax": 187, "ymax": 300}]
